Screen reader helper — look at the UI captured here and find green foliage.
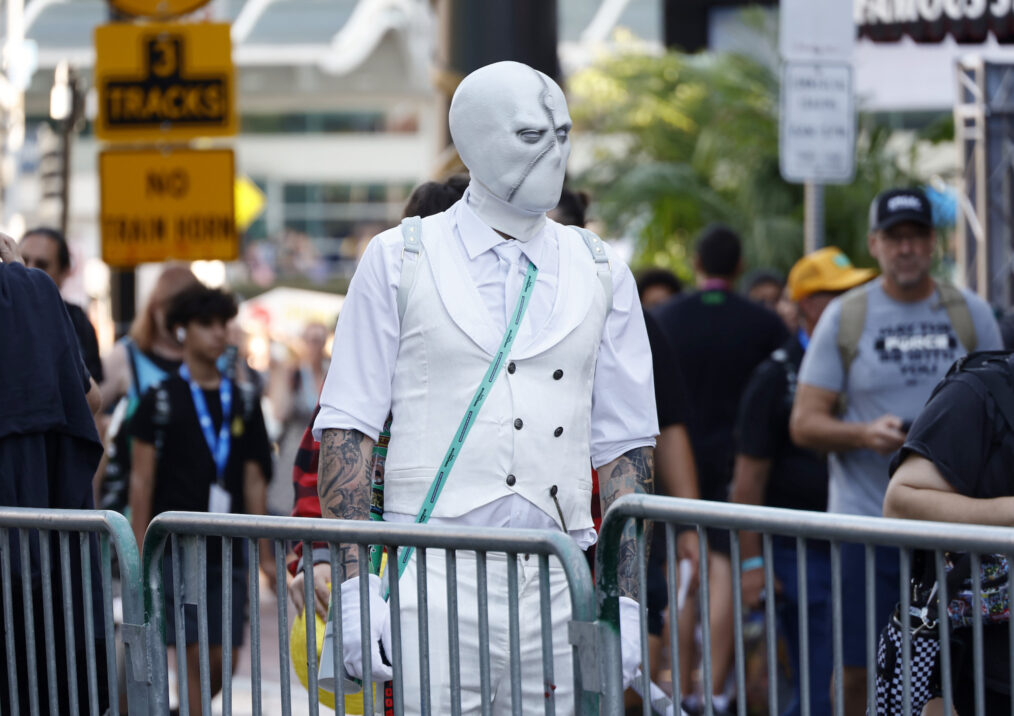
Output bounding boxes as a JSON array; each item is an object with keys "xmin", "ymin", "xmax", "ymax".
[{"xmin": 569, "ymin": 43, "xmax": 919, "ymax": 277}]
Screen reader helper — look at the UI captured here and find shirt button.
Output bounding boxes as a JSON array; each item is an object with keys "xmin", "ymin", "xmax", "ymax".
[
  {"xmin": 554, "ymin": 427, "xmax": 564, "ymax": 437},
  {"xmin": 507, "ymin": 361, "xmax": 516, "ymax": 374},
  {"xmin": 514, "ymin": 418, "xmax": 523, "ymax": 430},
  {"xmin": 506, "ymin": 474, "xmax": 516, "ymax": 487},
  {"xmin": 553, "ymin": 369, "xmax": 564, "ymax": 380}
]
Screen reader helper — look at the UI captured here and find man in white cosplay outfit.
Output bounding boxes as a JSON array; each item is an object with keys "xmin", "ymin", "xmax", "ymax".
[{"xmin": 312, "ymin": 61, "xmax": 657, "ymax": 714}]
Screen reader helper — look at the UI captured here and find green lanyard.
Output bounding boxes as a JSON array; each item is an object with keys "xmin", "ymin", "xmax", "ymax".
[{"xmin": 384, "ymin": 259, "xmax": 539, "ymax": 597}]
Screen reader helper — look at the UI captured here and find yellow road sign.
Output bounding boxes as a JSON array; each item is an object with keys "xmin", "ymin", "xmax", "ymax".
[
  {"xmin": 234, "ymin": 175, "xmax": 266, "ymax": 233},
  {"xmin": 94, "ymin": 22, "xmax": 236, "ymax": 142},
  {"xmin": 100, "ymin": 148, "xmax": 237, "ymax": 267},
  {"xmin": 109, "ymin": 0, "xmax": 212, "ymax": 19}
]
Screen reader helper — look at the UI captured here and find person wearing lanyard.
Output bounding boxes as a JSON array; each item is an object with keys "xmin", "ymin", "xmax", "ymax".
[
  {"xmin": 128, "ymin": 284, "xmax": 275, "ymax": 716},
  {"xmin": 312, "ymin": 61, "xmax": 658, "ymax": 714},
  {"xmin": 729, "ymin": 248, "xmax": 876, "ymax": 716}
]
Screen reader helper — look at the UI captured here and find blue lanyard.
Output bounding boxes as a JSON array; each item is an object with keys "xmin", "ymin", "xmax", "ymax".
[
  {"xmin": 179, "ymin": 363, "xmax": 233, "ymax": 484},
  {"xmin": 797, "ymin": 328, "xmax": 810, "ymax": 351}
]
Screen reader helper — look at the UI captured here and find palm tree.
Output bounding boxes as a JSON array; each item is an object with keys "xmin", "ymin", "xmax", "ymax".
[{"xmin": 568, "ymin": 39, "xmax": 919, "ymax": 278}]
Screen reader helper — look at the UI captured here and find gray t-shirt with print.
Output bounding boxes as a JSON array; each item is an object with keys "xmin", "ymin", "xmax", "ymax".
[{"xmin": 798, "ymin": 280, "xmax": 1002, "ymax": 517}]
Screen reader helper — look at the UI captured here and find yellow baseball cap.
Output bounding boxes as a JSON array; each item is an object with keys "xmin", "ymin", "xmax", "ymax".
[{"xmin": 787, "ymin": 247, "xmax": 877, "ymax": 301}]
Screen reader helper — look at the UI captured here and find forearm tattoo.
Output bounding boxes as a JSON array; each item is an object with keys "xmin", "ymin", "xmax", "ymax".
[
  {"xmin": 318, "ymin": 428, "xmax": 374, "ymax": 581},
  {"xmin": 599, "ymin": 447, "xmax": 655, "ymax": 600}
]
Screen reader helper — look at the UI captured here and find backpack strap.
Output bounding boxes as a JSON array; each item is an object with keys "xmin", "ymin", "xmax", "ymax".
[
  {"xmin": 124, "ymin": 337, "xmax": 143, "ymax": 402},
  {"xmin": 834, "ymin": 284, "xmax": 869, "ymax": 415},
  {"xmin": 574, "ymin": 227, "xmax": 613, "ymax": 315},
  {"xmin": 958, "ymin": 357, "xmax": 1014, "ymax": 432},
  {"xmin": 937, "ymin": 282, "xmax": 978, "ymax": 353},
  {"xmin": 396, "ymin": 216, "xmax": 423, "ymax": 323}
]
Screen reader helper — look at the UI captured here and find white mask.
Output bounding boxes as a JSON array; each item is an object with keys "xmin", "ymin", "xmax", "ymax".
[{"xmin": 449, "ymin": 61, "xmax": 572, "ymax": 241}]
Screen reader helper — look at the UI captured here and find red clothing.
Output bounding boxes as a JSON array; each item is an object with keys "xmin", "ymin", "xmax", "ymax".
[{"xmin": 288, "ymin": 405, "xmax": 324, "ymax": 576}]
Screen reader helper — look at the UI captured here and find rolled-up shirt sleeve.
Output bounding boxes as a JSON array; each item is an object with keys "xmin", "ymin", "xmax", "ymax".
[
  {"xmin": 313, "ymin": 228, "xmax": 403, "ymax": 442},
  {"xmin": 589, "ymin": 246, "xmax": 659, "ymax": 468}
]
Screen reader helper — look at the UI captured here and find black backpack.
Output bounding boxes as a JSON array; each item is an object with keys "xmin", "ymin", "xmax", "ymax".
[
  {"xmin": 930, "ymin": 351, "xmax": 1014, "ymax": 432},
  {"xmin": 925, "ymin": 351, "xmax": 1014, "ymax": 627}
]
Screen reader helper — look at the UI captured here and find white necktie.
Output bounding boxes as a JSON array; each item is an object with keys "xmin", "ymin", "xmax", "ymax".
[{"xmin": 493, "ymin": 242, "xmax": 525, "ymax": 332}]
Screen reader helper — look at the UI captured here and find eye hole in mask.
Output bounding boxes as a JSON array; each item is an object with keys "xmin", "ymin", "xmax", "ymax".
[
  {"xmin": 518, "ymin": 129, "xmax": 545, "ymax": 144},
  {"xmin": 555, "ymin": 127, "xmax": 570, "ymax": 142}
]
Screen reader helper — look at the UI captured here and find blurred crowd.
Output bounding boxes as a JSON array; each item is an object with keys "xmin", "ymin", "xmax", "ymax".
[{"xmin": 2, "ymin": 175, "xmax": 1013, "ymax": 716}]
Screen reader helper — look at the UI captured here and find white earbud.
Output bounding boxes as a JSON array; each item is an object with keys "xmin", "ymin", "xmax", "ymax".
[{"xmin": 176, "ymin": 327, "xmax": 186, "ymax": 343}]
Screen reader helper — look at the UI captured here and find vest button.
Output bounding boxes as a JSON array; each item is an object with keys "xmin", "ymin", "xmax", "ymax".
[
  {"xmin": 506, "ymin": 474, "xmax": 516, "ymax": 487},
  {"xmin": 553, "ymin": 369, "xmax": 564, "ymax": 380},
  {"xmin": 514, "ymin": 418, "xmax": 524, "ymax": 430},
  {"xmin": 507, "ymin": 361, "xmax": 516, "ymax": 374},
  {"xmin": 554, "ymin": 427, "xmax": 564, "ymax": 437}
]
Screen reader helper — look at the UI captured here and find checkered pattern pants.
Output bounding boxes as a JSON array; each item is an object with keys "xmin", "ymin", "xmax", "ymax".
[{"xmin": 874, "ymin": 616, "xmax": 940, "ymax": 715}]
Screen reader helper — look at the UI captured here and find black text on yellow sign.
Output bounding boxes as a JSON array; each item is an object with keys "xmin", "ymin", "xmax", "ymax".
[
  {"xmin": 94, "ymin": 22, "xmax": 236, "ymax": 142},
  {"xmin": 100, "ymin": 148, "xmax": 237, "ymax": 267}
]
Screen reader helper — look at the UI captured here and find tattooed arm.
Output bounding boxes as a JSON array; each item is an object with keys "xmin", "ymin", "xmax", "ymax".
[
  {"xmin": 317, "ymin": 428, "xmax": 375, "ymax": 582},
  {"xmin": 597, "ymin": 446, "xmax": 655, "ymax": 600}
]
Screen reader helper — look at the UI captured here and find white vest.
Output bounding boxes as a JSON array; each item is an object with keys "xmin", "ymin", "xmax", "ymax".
[{"xmin": 383, "ymin": 213, "xmax": 610, "ymax": 531}]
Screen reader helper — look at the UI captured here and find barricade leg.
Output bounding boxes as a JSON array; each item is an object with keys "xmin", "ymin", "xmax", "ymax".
[{"xmin": 0, "ymin": 520, "xmax": 127, "ymax": 716}]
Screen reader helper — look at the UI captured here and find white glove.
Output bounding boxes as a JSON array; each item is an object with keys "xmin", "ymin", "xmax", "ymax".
[
  {"xmin": 319, "ymin": 574, "xmax": 391, "ymax": 689},
  {"xmin": 618, "ymin": 596, "xmax": 643, "ymax": 690}
]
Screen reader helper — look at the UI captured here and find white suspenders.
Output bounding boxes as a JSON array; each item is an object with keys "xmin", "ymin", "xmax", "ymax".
[{"xmin": 396, "ymin": 216, "xmax": 423, "ymax": 323}]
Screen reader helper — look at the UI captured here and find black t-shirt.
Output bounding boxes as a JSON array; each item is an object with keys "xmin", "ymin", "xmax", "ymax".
[
  {"xmin": 890, "ymin": 363, "xmax": 1014, "ymax": 693},
  {"xmin": 652, "ymin": 289, "xmax": 789, "ymax": 501},
  {"xmin": 644, "ymin": 311, "xmax": 689, "ymax": 430},
  {"xmin": 736, "ymin": 336, "xmax": 828, "ymax": 512},
  {"xmin": 130, "ymin": 373, "xmax": 273, "ymax": 520},
  {"xmin": 891, "ymin": 371, "xmax": 1014, "ymax": 504},
  {"xmin": 65, "ymin": 301, "xmax": 103, "ymax": 384}
]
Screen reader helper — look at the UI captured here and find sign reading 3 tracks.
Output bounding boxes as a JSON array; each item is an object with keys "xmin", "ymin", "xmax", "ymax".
[
  {"xmin": 94, "ymin": 22, "xmax": 235, "ymax": 142},
  {"xmin": 100, "ymin": 148, "xmax": 237, "ymax": 267}
]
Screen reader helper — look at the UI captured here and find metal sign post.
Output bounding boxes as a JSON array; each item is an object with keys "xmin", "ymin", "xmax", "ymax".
[{"xmin": 778, "ymin": 0, "xmax": 855, "ymax": 255}]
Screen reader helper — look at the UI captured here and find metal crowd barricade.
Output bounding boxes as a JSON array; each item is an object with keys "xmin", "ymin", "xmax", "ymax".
[
  {"xmin": 596, "ymin": 494, "xmax": 1014, "ymax": 716},
  {"xmin": 141, "ymin": 511, "xmax": 600, "ymax": 715},
  {"xmin": 0, "ymin": 507, "xmax": 149, "ymax": 716}
]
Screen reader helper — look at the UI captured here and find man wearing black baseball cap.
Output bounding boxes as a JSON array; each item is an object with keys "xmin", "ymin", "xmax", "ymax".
[
  {"xmin": 790, "ymin": 186, "xmax": 1002, "ymax": 714},
  {"xmin": 869, "ymin": 187, "xmax": 934, "ymax": 231}
]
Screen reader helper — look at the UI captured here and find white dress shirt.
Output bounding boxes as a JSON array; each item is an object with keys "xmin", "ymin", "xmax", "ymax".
[{"xmin": 315, "ymin": 199, "xmax": 657, "ymax": 546}]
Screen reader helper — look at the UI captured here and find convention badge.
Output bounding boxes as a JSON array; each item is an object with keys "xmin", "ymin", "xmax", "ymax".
[{"xmin": 208, "ymin": 483, "xmax": 232, "ymax": 513}]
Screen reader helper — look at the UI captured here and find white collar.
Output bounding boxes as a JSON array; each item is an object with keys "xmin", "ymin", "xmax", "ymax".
[{"xmin": 456, "ymin": 197, "xmax": 546, "ymax": 269}]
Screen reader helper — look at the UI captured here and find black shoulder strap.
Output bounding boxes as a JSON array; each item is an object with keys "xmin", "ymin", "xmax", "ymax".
[
  {"xmin": 124, "ymin": 338, "xmax": 142, "ymax": 400},
  {"xmin": 238, "ymin": 383, "xmax": 258, "ymax": 420}
]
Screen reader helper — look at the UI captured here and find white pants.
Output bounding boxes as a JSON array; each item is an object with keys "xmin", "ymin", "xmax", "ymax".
[{"xmin": 392, "ymin": 549, "xmax": 575, "ymax": 715}]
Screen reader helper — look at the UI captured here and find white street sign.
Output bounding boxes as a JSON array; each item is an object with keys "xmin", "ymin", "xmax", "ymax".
[
  {"xmin": 780, "ymin": 0, "xmax": 855, "ymax": 61},
  {"xmin": 780, "ymin": 62, "xmax": 855, "ymax": 184}
]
